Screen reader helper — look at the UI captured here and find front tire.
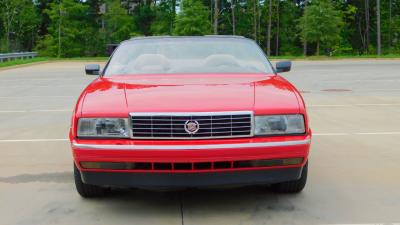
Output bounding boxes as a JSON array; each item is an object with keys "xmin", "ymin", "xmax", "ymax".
[
  {"xmin": 271, "ymin": 162, "xmax": 308, "ymax": 193},
  {"xmin": 74, "ymin": 163, "xmax": 106, "ymax": 198}
]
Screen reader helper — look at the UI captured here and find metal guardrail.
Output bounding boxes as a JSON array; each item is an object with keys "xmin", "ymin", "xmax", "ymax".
[{"xmin": 0, "ymin": 52, "xmax": 38, "ymax": 62}]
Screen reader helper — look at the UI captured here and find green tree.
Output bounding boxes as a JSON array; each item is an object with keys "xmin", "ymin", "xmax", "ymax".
[
  {"xmin": 2, "ymin": 0, "xmax": 399, "ymax": 57},
  {"xmin": 36, "ymin": 0, "xmax": 55, "ymax": 37},
  {"xmin": 0, "ymin": 0, "xmax": 39, "ymax": 52},
  {"xmin": 242, "ymin": 0, "xmax": 256, "ymax": 38},
  {"xmin": 299, "ymin": 0, "xmax": 343, "ymax": 55},
  {"xmin": 173, "ymin": 0, "xmax": 211, "ymax": 35},
  {"xmin": 83, "ymin": 0, "xmax": 104, "ymax": 55},
  {"xmin": 277, "ymin": 1, "xmax": 302, "ymax": 55},
  {"xmin": 36, "ymin": 0, "xmax": 91, "ymax": 57},
  {"xmin": 132, "ymin": 1, "xmax": 155, "ymax": 36},
  {"xmin": 103, "ymin": 0, "xmax": 135, "ymax": 42},
  {"xmin": 151, "ymin": 0, "xmax": 176, "ymax": 35}
]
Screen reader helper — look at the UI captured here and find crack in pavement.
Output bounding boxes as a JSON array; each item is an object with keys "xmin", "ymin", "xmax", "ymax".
[{"xmin": 179, "ymin": 192, "xmax": 185, "ymax": 225}]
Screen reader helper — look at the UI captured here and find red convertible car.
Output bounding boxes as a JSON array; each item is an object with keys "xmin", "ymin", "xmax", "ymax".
[{"xmin": 70, "ymin": 36, "xmax": 311, "ymax": 198}]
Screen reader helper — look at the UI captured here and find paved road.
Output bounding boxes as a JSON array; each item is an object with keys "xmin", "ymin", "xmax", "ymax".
[{"xmin": 0, "ymin": 60, "xmax": 399, "ymax": 225}]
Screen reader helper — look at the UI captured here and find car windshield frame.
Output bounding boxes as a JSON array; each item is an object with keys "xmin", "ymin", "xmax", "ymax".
[{"xmin": 102, "ymin": 36, "xmax": 275, "ymax": 77}]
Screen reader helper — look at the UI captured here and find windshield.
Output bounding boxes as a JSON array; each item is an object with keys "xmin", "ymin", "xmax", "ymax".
[{"xmin": 103, "ymin": 37, "xmax": 274, "ymax": 76}]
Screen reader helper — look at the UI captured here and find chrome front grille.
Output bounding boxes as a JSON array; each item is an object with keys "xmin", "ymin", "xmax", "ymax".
[{"xmin": 130, "ymin": 111, "xmax": 253, "ymax": 139}]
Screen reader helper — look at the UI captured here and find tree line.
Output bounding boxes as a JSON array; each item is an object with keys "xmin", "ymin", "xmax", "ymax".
[{"xmin": 0, "ymin": 0, "xmax": 399, "ymax": 57}]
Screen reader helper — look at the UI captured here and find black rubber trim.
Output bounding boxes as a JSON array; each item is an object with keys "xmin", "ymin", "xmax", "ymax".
[{"xmin": 80, "ymin": 167, "xmax": 303, "ymax": 188}]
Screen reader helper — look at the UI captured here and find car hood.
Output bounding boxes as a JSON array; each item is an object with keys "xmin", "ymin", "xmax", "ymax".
[{"xmin": 80, "ymin": 74, "xmax": 300, "ymax": 117}]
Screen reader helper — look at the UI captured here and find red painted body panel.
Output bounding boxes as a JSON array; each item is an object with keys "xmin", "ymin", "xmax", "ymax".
[
  {"xmin": 79, "ymin": 74, "xmax": 301, "ymax": 117},
  {"xmin": 70, "ymin": 73, "xmax": 311, "ymax": 174}
]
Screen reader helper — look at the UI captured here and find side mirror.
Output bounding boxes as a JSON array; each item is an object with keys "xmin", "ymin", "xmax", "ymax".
[
  {"xmin": 276, "ymin": 61, "xmax": 292, "ymax": 73},
  {"xmin": 85, "ymin": 64, "xmax": 100, "ymax": 75}
]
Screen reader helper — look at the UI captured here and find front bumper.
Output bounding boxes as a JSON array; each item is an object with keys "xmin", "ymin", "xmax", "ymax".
[
  {"xmin": 80, "ymin": 166, "xmax": 304, "ymax": 188},
  {"xmin": 72, "ymin": 135, "xmax": 311, "ymax": 187}
]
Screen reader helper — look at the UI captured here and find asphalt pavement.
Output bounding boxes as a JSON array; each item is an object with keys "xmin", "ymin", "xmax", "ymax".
[{"xmin": 0, "ymin": 60, "xmax": 399, "ymax": 225}]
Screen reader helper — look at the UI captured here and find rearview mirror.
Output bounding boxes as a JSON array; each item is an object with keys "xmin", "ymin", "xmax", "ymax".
[
  {"xmin": 106, "ymin": 44, "xmax": 119, "ymax": 56},
  {"xmin": 276, "ymin": 61, "xmax": 292, "ymax": 73},
  {"xmin": 85, "ymin": 64, "xmax": 100, "ymax": 75}
]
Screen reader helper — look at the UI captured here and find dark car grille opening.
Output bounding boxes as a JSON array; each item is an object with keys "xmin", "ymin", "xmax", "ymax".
[
  {"xmin": 80, "ymin": 158, "xmax": 304, "ymax": 171},
  {"xmin": 134, "ymin": 162, "xmax": 152, "ymax": 170},
  {"xmin": 130, "ymin": 112, "xmax": 253, "ymax": 139},
  {"xmin": 154, "ymin": 163, "xmax": 172, "ymax": 170},
  {"xmin": 174, "ymin": 163, "xmax": 192, "ymax": 170},
  {"xmin": 194, "ymin": 162, "xmax": 212, "ymax": 170},
  {"xmin": 214, "ymin": 161, "xmax": 232, "ymax": 169}
]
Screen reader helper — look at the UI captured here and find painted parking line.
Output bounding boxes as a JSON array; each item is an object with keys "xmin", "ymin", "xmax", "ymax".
[
  {"xmin": 0, "ymin": 95, "xmax": 74, "ymax": 99},
  {"xmin": 300, "ymin": 89, "xmax": 400, "ymax": 94},
  {"xmin": 0, "ymin": 78, "xmax": 88, "ymax": 81},
  {"xmin": 0, "ymin": 109, "xmax": 71, "ymax": 113},
  {"xmin": 0, "ymin": 139, "xmax": 69, "ymax": 143},
  {"xmin": 325, "ymin": 223, "xmax": 400, "ymax": 225},
  {"xmin": 0, "ymin": 84, "xmax": 85, "ymax": 88},
  {"xmin": 313, "ymin": 132, "xmax": 400, "ymax": 136},
  {"xmin": 322, "ymin": 79, "xmax": 400, "ymax": 82},
  {"xmin": 313, "ymin": 133, "xmax": 350, "ymax": 136},
  {"xmin": 308, "ymin": 104, "xmax": 351, "ymax": 107},
  {"xmin": 308, "ymin": 103, "xmax": 400, "ymax": 107}
]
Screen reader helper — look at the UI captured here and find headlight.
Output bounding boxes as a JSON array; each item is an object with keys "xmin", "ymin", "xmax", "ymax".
[
  {"xmin": 77, "ymin": 118, "xmax": 129, "ymax": 138},
  {"xmin": 255, "ymin": 114, "xmax": 305, "ymax": 135}
]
